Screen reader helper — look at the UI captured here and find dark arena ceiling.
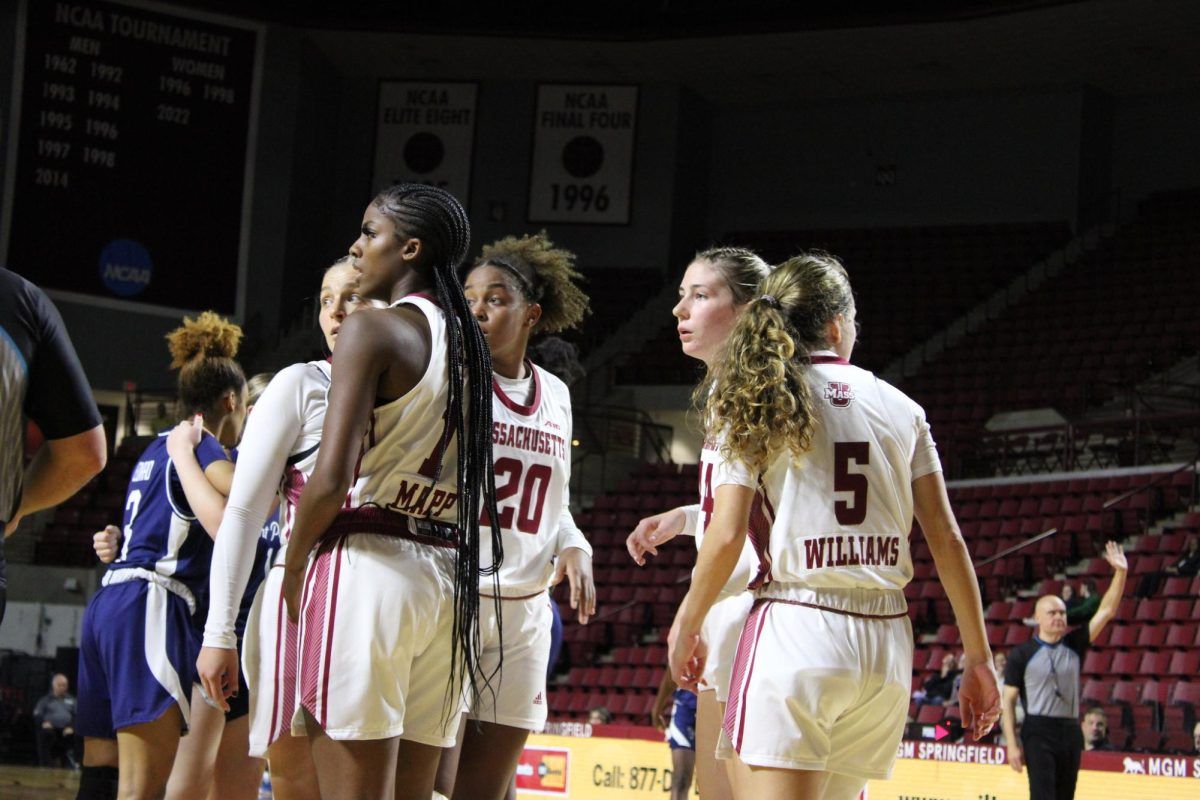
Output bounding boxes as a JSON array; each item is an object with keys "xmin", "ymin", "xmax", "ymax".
[{"xmin": 165, "ymin": 1, "xmax": 1083, "ymax": 38}]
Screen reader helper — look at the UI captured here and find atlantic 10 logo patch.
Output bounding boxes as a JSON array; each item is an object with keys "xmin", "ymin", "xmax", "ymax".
[{"xmin": 824, "ymin": 381, "xmax": 855, "ymax": 408}]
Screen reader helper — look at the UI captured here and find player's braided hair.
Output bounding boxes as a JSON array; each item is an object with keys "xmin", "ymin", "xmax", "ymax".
[
  {"xmin": 697, "ymin": 251, "xmax": 854, "ymax": 474},
  {"xmin": 693, "ymin": 246, "xmax": 770, "ymax": 305},
  {"xmin": 371, "ymin": 183, "xmax": 503, "ymax": 707},
  {"xmin": 474, "ymin": 231, "xmax": 591, "ymax": 334},
  {"xmin": 165, "ymin": 311, "xmax": 246, "ymax": 418}
]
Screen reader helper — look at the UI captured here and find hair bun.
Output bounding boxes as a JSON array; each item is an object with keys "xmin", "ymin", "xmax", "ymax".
[{"xmin": 165, "ymin": 311, "xmax": 243, "ymax": 369}]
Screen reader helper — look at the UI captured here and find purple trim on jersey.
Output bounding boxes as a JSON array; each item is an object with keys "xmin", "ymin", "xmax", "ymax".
[
  {"xmin": 324, "ymin": 505, "xmax": 459, "ymax": 548},
  {"xmin": 810, "ymin": 354, "xmax": 850, "ymax": 365},
  {"xmin": 724, "ymin": 598, "xmax": 771, "ymax": 754},
  {"xmin": 492, "ymin": 362, "xmax": 542, "ymax": 416},
  {"xmin": 747, "ymin": 484, "xmax": 774, "ymax": 590}
]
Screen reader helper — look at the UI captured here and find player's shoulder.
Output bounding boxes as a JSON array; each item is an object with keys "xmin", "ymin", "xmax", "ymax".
[
  {"xmin": 862, "ymin": 370, "xmax": 926, "ymax": 417},
  {"xmin": 272, "ymin": 360, "xmax": 330, "ymax": 392}
]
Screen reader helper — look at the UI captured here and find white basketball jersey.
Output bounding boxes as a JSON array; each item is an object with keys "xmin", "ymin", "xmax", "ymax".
[
  {"xmin": 342, "ymin": 294, "xmax": 460, "ymax": 525},
  {"xmin": 275, "ymin": 360, "xmax": 331, "ymax": 563},
  {"xmin": 698, "ymin": 437, "xmax": 772, "ymax": 598},
  {"xmin": 479, "ymin": 364, "xmax": 577, "ymax": 595},
  {"xmin": 712, "ymin": 352, "xmax": 942, "ymax": 592}
]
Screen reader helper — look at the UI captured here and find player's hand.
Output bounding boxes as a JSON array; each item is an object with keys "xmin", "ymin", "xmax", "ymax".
[
  {"xmin": 652, "ymin": 698, "xmax": 672, "ymax": 732},
  {"xmin": 667, "ymin": 617, "xmax": 707, "ymax": 692},
  {"xmin": 282, "ymin": 564, "xmax": 304, "ymax": 623},
  {"xmin": 196, "ymin": 646, "xmax": 239, "ymax": 712},
  {"xmin": 1007, "ymin": 743, "xmax": 1024, "ymax": 772},
  {"xmin": 93, "ymin": 525, "xmax": 122, "ymax": 563},
  {"xmin": 957, "ymin": 657, "xmax": 1001, "ymax": 740},
  {"xmin": 1103, "ymin": 540, "xmax": 1127, "ymax": 572},
  {"xmin": 166, "ymin": 415, "xmax": 204, "ymax": 461},
  {"xmin": 626, "ymin": 508, "xmax": 687, "ymax": 566},
  {"xmin": 552, "ymin": 547, "xmax": 596, "ymax": 625},
  {"xmin": 4, "ymin": 515, "xmax": 22, "ymax": 537}
]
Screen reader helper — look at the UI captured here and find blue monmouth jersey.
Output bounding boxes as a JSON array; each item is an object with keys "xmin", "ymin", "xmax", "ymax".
[{"xmin": 109, "ymin": 431, "xmax": 231, "ymax": 621}]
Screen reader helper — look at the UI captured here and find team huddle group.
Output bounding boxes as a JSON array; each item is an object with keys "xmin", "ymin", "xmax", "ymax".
[{"xmin": 68, "ymin": 184, "xmax": 1002, "ymax": 800}]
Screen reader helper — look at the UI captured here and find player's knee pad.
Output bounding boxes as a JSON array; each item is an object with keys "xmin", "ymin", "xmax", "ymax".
[{"xmin": 75, "ymin": 765, "xmax": 119, "ymax": 800}]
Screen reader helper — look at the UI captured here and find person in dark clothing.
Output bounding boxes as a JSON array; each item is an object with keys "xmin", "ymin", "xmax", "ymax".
[
  {"xmin": 34, "ymin": 673, "xmax": 78, "ymax": 767},
  {"xmin": 0, "ymin": 268, "xmax": 106, "ymax": 625},
  {"xmin": 1135, "ymin": 536, "xmax": 1200, "ymax": 597},
  {"xmin": 1066, "ymin": 579, "xmax": 1100, "ymax": 624},
  {"xmin": 1002, "ymin": 541, "xmax": 1126, "ymax": 800},
  {"xmin": 913, "ymin": 652, "xmax": 960, "ymax": 706},
  {"xmin": 1081, "ymin": 707, "xmax": 1118, "ymax": 751}
]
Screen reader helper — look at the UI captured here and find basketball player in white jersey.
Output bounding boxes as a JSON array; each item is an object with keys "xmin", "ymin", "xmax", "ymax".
[
  {"xmin": 281, "ymin": 184, "xmax": 500, "ymax": 800},
  {"xmin": 187, "ymin": 258, "xmax": 382, "ymax": 800},
  {"xmin": 668, "ymin": 253, "xmax": 1001, "ymax": 800},
  {"xmin": 435, "ymin": 232, "xmax": 595, "ymax": 800},
  {"xmin": 625, "ymin": 247, "xmax": 770, "ymax": 800}
]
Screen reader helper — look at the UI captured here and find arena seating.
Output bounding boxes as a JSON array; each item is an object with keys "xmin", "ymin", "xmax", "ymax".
[
  {"xmin": 615, "ymin": 221, "xmax": 1070, "ymax": 384},
  {"xmin": 902, "ymin": 191, "xmax": 1200, "ymax": 459},
  {"xmin": 551, "ymin": 460, "xmax": 1200, "ymax": 755}
]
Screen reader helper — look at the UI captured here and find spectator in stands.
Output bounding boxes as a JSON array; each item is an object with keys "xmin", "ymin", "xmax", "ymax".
[
  {"xmin": 0, "ymin": 269, "xmax": 107, "ymax": 626},
  {"xmin": 913, "ymin": 652, "xmax": 959, "ymax": 706},
  {"xmin": 1193, "ymin": 721, "xmax": 1200, "ymax": 755},
  {"xmin": 1002, "ymin": 541, "xmax": 1126, "ymax": 800},
  {"xmin": 1081, "ymin": 707, "xmax": 1117, "ymax": 751},
  {"xmin": 1135, "ymin": 536, "xmax": 1200, "ymax": 597},
  {"xmin": 588, "ymin": 707, "xmax": 612, "ymax": 726},
  {"xmin": 1060, "ymin": 583, "xmax": 1079, "ymax": 611},
  {"xmin": 148, "ymin": 401, "xmax": 173, "ymax": 434},
  {"xmin": 34, "ymin": 673, "xmax": 78, "ymax": 768},
  {"xmin": 1066, "ymin": 579, "xmax": 1100, "ymax": 624}
]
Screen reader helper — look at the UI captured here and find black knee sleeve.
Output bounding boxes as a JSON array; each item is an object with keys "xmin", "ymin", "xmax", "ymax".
[{"xmin": 76, "ymin": 765, "xmax": 119, "ymax": 800}]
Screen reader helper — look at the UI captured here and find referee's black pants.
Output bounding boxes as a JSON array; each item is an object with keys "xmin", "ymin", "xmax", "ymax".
[{"xmin": 1021, "ymin": 715, "xmax": 1084, "ymax": 800}]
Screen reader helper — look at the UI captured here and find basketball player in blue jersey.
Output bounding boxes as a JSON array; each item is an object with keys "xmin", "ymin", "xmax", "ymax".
[{"xmin": 75, "ymin": 312, "xmax": 247, "ymax": 800}]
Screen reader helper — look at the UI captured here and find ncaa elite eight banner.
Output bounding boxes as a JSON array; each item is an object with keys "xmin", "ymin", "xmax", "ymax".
[
  {"xmin": 372, "ymin": 82, "xmax": 477, "ymax": 201},
  {"xmin": 528, "ymin": 85, "xmax": 638, "ymax": 225}
]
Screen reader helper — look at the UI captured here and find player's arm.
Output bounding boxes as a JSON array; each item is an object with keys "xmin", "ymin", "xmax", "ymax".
[
  {"xmin": 626, "ymin": 505, "xmax": 698, "ymax": 565},
  {"xmin": 203, "ymin": 368, "xmax": 306, "ymax": 651},
  {"xmin": 1088, "ymin": 541, "xmax": 1127, "ymax": 642},
  {"xmin": 282, "ymin": 310, "xmax": 426, "ymax": 619},
  {"xmin": 166, "ymin": 417, "xmax": 231, "ymax": 539},
  {"xmin": 7, "ymin": 426, "xmax": 107, "ymax": 536},
  {"xmin": 651, "ymin": 670, "xmax": 677, "ymax": 731},
  {"xmin": 1001, "ymin": 684, "xmax": 1023, "ymax": 772},
  {"xmin": 669, "ymin": 483, "xmax": 754, "ymax": 690},
  {"xmin": 913, "ymin": 470, "xmax": 999, "ymax": 738}
]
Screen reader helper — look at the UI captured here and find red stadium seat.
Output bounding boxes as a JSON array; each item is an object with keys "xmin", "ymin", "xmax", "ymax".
[
  {"xmin": 1081, "ymin": 679, "xmax": 1115, "ymax": 706},
  {"xmin": 1082, "ymin": 651, "xmax": 1113, "ymax": 677},
  {"xmin": 1110, "ymin": 651, "xmax": 1140, "ymax": 677},
  {"xmin": 1138, "ymin": 651, "xmax": 1171, "ymax": 678},
  {"xmin": 916, "ymin": 705, "xmax": 944, "ymax": 725}
]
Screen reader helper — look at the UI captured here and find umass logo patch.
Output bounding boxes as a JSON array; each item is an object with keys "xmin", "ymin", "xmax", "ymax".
[{"xmin": 824, "ymin": 381, "xmax": 855, "ymax": 408}]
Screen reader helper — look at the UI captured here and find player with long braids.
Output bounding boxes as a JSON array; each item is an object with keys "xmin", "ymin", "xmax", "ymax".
[
  {"xmin": 281, "ymin": 184, "xmax": 501, "ymax": 800},
  {"xmin": 437, "ymin": 232, "xmax": 595, "ymax": 800}
]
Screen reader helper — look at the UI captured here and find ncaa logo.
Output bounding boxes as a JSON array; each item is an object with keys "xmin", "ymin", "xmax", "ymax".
[{"xmin": 824, "ymin": 381, "xmax": 855, "ymax": 408}]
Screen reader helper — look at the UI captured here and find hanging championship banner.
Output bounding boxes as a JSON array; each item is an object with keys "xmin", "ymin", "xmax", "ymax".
[
  {"xmin": 373, "ymin": 81, "xmax": 477, "ymax": 201},
  {"xmin": 528, "ymin": 84, "xmax": 637, "ymax": 225}
]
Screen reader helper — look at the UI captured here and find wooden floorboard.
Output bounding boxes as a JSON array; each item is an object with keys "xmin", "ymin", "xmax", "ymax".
[{"xmin": 0, "ymin": 765, "xmax": 80, "ymax": 800}]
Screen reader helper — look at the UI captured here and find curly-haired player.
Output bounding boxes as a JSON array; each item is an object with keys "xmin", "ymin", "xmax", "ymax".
[
  {"xmin": 76, "ymin": 313, "xmax": 246, "ymax": 800},
  {"xmin": 435, "ymin": 232, "xmax": 595, "ymax": 800},
  {"xmin": 668, "ymin": 253, "xmax": 1000, "ymax": 799}
]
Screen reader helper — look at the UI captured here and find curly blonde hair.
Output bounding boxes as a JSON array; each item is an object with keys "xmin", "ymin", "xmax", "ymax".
[
  {"xmin": 475, "ymin": 231, "xmax": 590, "ymax": 334},
  {"xmin": 697, "ymin": 251, "xmax": 854, "ymax": 473},
  {"xmin": 164, "ymin": 311, "xmax": 245, "ymax": 416}
]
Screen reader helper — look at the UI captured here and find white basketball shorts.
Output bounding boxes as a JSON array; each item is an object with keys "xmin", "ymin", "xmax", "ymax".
[
  {"xmin": 295, "ymin": 533, "xmax": 464, "ymax": 746},
  {"xmin": 701, "ymin": 591, "xmax": 754, "ymax": 702},
  {"xmin": 722, "ymin": 598, "xmax": 912, "ymax": 780},
  {"xmin": 469, "ymin": 591, "xmax": 553, "ymax": 731}
]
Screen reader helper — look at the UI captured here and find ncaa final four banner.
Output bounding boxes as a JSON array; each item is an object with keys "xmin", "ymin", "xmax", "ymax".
[
  {"xmin": 372, "ymin": 81, "xmax": 478, "ymax": 201},
  {"xmin": 528, "ymin": 84, "xmax": 638, "ymax": 225}
]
